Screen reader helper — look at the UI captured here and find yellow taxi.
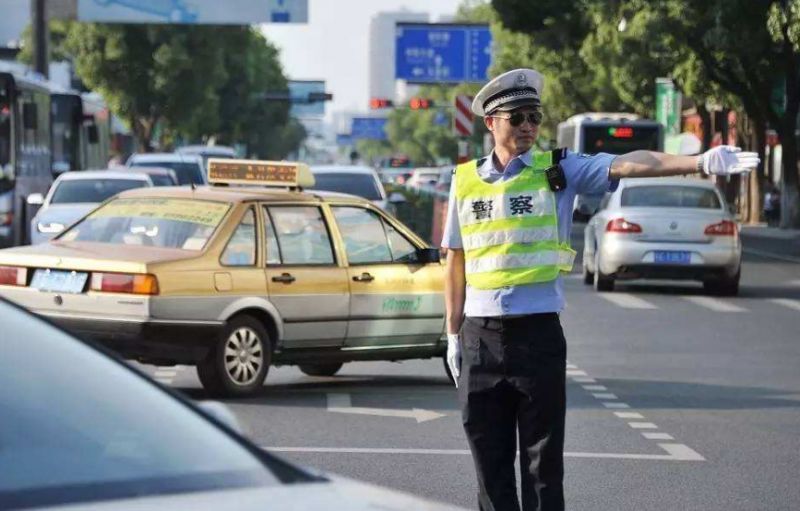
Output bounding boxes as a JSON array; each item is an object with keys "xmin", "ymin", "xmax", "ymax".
[{"xmin": 0, "ymin": 160, "xmax": 446, "ymax": 396}]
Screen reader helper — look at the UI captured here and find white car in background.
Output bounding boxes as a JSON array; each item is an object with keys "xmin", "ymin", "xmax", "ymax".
[
  {"xmin": 176, "ymin": 144, "xmax": 236, "ymax": 172},
  {"xmin": 583, "ymin": 178, "xmax": 741, "ymax": 295},
  {"xmin": 406, "ymin": 167, "xmax": 442, "ymax": 188},
  {"xmin": 27, "ymin": 170, "xmax": 153, "ymax": 244},
  {"xmin": 127, "ymin": 153, "xmax": 206, "ymax": 185},
  {"xmin": 310, "ymin": 165, "xmax": 404, "ymax": 213}
]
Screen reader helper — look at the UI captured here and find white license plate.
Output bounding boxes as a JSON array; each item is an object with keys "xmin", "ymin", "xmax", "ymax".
[{"xmin": 30, "ymin": 269, "xmax": 88, "ymax": 294}]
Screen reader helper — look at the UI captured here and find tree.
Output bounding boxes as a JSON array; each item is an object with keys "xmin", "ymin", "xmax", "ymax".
[
  {"xmin": 492, "ymin": 0, "xmax": 800, "ymax": 227},
  {"xmin": 64, "ymin": 23, "xmax": 228, "ymax": 152},
  {"xmin": 20, "ymin": 22, "xmax": 304, "ymax": 158}
]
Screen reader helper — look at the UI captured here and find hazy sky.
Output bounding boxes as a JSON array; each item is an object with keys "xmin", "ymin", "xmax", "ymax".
[{"xmin": 261, "ymin": 0, "xmax": 466, "ymax": 119}]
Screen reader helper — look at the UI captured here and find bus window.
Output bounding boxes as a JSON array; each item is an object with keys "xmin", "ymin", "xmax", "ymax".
[{"xmin": 582, "ymin": 125, "xmax": 661, "ymax": 155}]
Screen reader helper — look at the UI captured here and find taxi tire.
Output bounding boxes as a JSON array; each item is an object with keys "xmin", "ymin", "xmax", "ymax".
[
  {"xmin": 442, "ymin": 356, "xmax": 455, "ymax": 384},
  {"xmin": 197, "ymin": 315, "xmax": 271, "ymax": 398},
  {"xmin": 298, "ymin": 363, "xmax": 343, "ymax": 377}
]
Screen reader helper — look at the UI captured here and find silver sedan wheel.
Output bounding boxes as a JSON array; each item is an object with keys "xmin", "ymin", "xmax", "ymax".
[{"xmin": 223, "ymin": 327, "xmax": 264, "ymax": 386}]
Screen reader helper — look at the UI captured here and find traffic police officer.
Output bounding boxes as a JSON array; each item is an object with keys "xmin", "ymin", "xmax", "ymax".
[{"xmin": 442, "ymin": 68, "xmax": 758, "ymax": 511}]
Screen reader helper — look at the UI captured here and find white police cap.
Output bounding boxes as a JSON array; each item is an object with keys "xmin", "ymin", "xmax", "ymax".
[{"xmin": 471, "ymin": 68, "xmax": 544, "ymax": 117}]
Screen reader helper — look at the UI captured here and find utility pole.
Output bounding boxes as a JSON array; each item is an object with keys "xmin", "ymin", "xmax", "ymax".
[{"xmin": 32, "ymin": 0, "xmax": 49, "ymax": 77}]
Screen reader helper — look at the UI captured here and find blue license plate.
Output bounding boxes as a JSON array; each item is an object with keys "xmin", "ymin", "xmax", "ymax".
[
  {"xmin": 654, "ymin": 251, "xmax": 691, "ymax": 264},
  {"xmin": 30, "ymin": 269, "xmax": 88, "ymax": 294}
]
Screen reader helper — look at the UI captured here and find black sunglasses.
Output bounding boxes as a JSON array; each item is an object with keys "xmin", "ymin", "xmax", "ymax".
[{"xmin": 492, "ymin": 110, "xmax": 543, "ymax": 127}]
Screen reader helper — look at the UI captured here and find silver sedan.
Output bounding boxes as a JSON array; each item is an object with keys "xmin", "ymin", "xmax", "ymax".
[{"xmin": 582, "ymin": 177, "xmax": 741, "ymax": 295}]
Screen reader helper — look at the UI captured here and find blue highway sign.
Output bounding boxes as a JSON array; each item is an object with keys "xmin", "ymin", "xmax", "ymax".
[
  {"xmin": 395, "ymin": 23, "xmax": 492, "ymax": 83},
  {"xmin": 351, "ymin": 118, "xmax": 388, "ymax": 141}
]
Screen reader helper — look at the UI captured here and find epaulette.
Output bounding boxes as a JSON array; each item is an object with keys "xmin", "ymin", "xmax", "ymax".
[{"xmin": 453, "ymin": 157, "xmax": 487, "ymax": 174}]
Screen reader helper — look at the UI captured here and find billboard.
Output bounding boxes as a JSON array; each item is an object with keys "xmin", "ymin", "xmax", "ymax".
[
  {"xmin": 288, "ymin": 80, "xmax": 326, "ymax": 118},
  {"xmin": 77, "ymin": 0, "xmax": 308, "ymax": 24},
  {"xmin": 395, "ymin": 23, "xmax": 492, "ymax": 83},
  {"xmin": 351, "ymin": 118, "xmax": 388, "ymax": 141}
]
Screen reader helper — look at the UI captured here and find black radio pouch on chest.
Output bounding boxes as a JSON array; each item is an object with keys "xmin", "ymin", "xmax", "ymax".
[{"xmin": 545, "ymin": 147, "xmax": 567, "ymax": 192}]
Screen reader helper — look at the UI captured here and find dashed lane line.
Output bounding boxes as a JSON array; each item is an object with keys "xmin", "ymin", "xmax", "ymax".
[
  {"xmin": 597, "ymin": 293, "xmax": 658, "ymax": 310},
  {"xmin": 683, "ymin": 296, "xmax": 748, "ymax": 312},
  {"xmin": 643, "ymin": 432, "xmax": 675, "ymax": 440},
  {"xmin": 567, "ymin": 362, "xmax": 705, "ymax": 462},
  {"xmin": 592, "ymin": 393, "xmax": 618, "ymax": 400},
  {"xmin": 628, "ymin": 422, "xmax": 659, "ymax": 430}
]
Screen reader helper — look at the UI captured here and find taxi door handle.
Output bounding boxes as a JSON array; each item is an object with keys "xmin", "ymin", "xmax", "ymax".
[
  {"xmin": 353, "ymin": 272, "xmax": 375, "ymax": 283},
  {"xmin": 271, "ymin": 273, "xmax": 296, "ymax": 284}
]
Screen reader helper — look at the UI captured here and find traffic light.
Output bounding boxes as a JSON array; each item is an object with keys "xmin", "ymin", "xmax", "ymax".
[
  {"xmin": 409, "ymin": 97, "xmax": 434, "ymax": 110},
  {"xmin": 370, "ymin": 98, "xmax": 393, "ymax": 109}
]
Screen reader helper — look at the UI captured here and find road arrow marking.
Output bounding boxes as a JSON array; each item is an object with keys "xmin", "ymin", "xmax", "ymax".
[{"xmin": 327, "ymin": 393, "xmax": 446, "ymax": 423}]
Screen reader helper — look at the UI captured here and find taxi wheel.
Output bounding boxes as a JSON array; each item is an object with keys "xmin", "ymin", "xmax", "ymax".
[
  {"xmin": 197, "ymin": 315, "xmax": 271, "ymax": 398},
  {"xmin": 704, "ymin": 269, "xmax": 740, "ymax": 296},
  {"xmin": 298, "ymin": 363, "xmax": 343, "ymax": 377},
  {"xmin": 442, "ymin": 356, "xmax": 455, "ymax": 384}
]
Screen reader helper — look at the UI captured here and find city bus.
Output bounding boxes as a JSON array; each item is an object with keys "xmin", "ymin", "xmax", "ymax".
[
  {"xmin": 557, "ymin": 113, "xmax": 663, "ymax": 220},
  {"xmin": 0, "ymin": 71, "xmax": 52, "ymax": 247}
]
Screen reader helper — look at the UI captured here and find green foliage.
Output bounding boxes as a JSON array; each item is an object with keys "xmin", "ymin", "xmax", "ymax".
[{"xmin": 19, "ymin": 22, "xmax": 302, "ymax": 157}]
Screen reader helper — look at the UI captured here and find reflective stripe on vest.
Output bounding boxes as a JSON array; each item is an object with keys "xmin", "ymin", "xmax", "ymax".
[{"xmin": 455, "ymin": 155, "xmax": 575, "ymax": 290}]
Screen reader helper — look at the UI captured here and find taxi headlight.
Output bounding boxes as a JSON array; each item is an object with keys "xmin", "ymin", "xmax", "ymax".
[{"xmin": 37, "ymin": 221, "xmax": 65, "ymax": 234}]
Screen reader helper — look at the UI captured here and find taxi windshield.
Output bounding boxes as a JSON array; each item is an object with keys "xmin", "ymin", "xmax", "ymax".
[{"xmin": 58, "ymin": 197, "xmax": 230, "ymax": 250}]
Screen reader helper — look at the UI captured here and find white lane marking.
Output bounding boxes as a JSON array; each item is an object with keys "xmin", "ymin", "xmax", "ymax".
[
  {"xmin": 658, "ymin": 443, "xmax": 705, "ymax": 461},
  {"xmin": 566, "ymin": 369, "xmax": 588, "ymax": 376},
  {"xmin": 770, "ymin": 298, "xmax": 800, "ymax": 312},
  {"xmin": 566, "ymin": 363, "xmax": 578, "ymax": 369},
  {"xmin": 603, "ymin": 402, "xmax": 630, "ymax": 409},
  {"xmin": 263, "ymin": 446, "xmax": 703, "ymax": 461},
  {"xmin": 684, "ymin": 296, "xmax": 748, "ymax": 312},
  {"xmin": 326, "ymin": 393, "xmax": 446, "ymax": 423},
  {"xmin": 592, "ymin": 393, "xmax": 618, "ymax": 400},
  {"xmin": 583, "ymin": 385, "xmax": 607, "ymax": 391},
  {"xmin": 572, "ymin": 377, "xmax": 596, "ymax": 383},
  {"xmin": 790, "ymin": 279, "xmax": 800, "ymax": 287},
  {"xmin": 628, "ymin": 422, "xmax": 659, "ymax": 429},
  {"xmin": 598, "ymin": 293, "xmax": 658, "ymax": 310},
  {"xmin": 643, "ymin": 432, "xmax": 674, "ymax": 440},
  {"xmin": 154, "ymin": 371, "xmax": 177, "ymax": 377},
  {"xmin": 614, "ymin": 412, "xmax": 644, "ymax": 419}
]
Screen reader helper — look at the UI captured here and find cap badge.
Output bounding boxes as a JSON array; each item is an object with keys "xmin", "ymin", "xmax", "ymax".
[{"xmin": 516, "ymin": 73, "xmax": 527, "ymax": 86}]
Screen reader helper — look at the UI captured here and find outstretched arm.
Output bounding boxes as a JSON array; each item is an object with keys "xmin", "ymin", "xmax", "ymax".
[{"xmin": 609, "ymin": 146, "xmax": 759, "ymax": 180}]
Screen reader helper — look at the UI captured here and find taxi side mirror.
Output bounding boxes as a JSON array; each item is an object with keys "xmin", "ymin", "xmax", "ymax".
[{"xmin": 416, "ymin": 247, "xmax": 440, "ymax": 263}]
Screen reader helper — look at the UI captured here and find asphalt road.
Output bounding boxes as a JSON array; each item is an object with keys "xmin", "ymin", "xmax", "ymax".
[{"xmin": 140, "ymin": 227, "xmax": 800, "ymax": 510}]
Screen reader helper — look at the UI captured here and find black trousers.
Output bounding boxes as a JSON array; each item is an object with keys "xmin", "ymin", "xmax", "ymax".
[{"xmin": 458, "ymin": 314, "xmax": 567, "ymax": 511}]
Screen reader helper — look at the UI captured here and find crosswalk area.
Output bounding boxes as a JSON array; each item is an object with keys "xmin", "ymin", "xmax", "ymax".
[
  {"xmin": 562, "ymin": 274, "xmax": 800, "ymax": 314},
  {"xmin": 575, "ymin": 291, "xmax": 800, "ymax": 314}
]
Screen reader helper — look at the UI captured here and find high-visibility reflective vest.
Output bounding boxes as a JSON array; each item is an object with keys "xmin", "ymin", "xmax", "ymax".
[{"xmin": 455, "ymin": 152, "xmax": 575, "ymax": 290}]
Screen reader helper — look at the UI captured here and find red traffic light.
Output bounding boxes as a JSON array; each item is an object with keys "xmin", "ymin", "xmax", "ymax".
[
  {"xmin": 409, "ymin": 97, "xmax": 433, "ymax": 110},
  {"xmin": 370, "ymin": 98, "xmax": 393, "ymax": 109}
]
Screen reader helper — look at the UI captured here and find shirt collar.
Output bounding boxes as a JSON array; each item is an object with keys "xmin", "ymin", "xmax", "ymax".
[{"xmin": 483, "ymin": 148, "xmax": 534, "ymax": 174}]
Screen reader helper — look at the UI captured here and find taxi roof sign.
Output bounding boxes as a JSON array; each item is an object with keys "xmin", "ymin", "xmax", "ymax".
[{"xmin": 207, "ymin": 158, "xmax": 315, "ymax": 188}]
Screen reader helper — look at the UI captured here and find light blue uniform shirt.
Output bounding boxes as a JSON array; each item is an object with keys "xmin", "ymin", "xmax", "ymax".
[{"xmin": 442, "ymin": 149, "xmax": 617, "ymax": 316}]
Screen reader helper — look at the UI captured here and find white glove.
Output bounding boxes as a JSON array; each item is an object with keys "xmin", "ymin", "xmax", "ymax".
[
  {"xmin": 700, "ymin": 145, "xmax": 759, "ymax": 176},
  {"xmin": 446, "ymin": 333, "xmax": 461, "ymax": 387}
]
